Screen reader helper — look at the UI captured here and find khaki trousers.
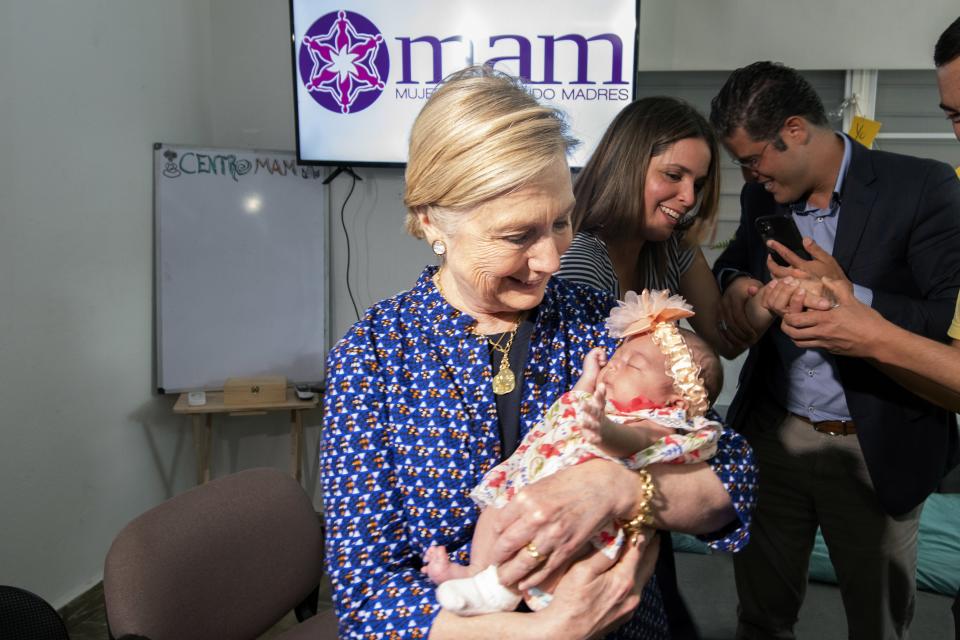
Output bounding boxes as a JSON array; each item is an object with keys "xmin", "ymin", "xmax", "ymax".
[{"xmin": 734, "ymin": 400, "xmax": 921, "ymax": 640}]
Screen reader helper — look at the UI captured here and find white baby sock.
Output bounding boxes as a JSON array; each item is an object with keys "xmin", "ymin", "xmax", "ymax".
[{"xmin": 435, "ymin": 565, "xmax": 522, "ymax": 616}]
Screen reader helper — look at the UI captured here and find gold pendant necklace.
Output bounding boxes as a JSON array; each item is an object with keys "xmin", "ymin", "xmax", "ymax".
[
  {"xmin": 492, "ymin": 367, "xmax": 516, "ymax": 395},
  {"xmin": 490, "ymin": 326, "xmax": 519, "ymax": 395},
  {"xmin": 434, "ymin": 268, "xmax": 523, "ymax": 395}
]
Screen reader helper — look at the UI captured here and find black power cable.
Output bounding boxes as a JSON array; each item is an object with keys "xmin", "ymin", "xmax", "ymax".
[
  {"xmin": 339, "ymin": 171, "xmax": 361, "ymax": 321},
  {"xmin": 324, "ymin": 166, "xmax": 362, "ymax": 321}
]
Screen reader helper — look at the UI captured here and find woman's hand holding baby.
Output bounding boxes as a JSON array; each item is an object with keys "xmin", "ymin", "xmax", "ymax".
[
  {"xmin": 488, "ymin": 458, "xmax": 642, "ymax": 590},
  {"xmin": 531, "ymin": 532, "xmax": 660, "ymax": 639}
]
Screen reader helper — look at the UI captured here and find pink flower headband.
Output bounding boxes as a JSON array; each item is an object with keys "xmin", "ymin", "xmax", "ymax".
[{"xmin": 605, "ymin": 290, "xmax": 710, "ymax": 417}]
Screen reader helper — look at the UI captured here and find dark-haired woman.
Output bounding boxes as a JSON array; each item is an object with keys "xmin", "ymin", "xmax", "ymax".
[
  {"xmin": 558, "ymin": 96, "xmax": 743, "ymax": 359},
  {"xmin": 557, "ymin": 96, "xmax": 751, "ymax": 638}
]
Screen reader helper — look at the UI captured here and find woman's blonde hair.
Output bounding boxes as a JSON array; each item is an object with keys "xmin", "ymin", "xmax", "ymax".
[{"xmin": 404, "ymin": 66, "xmax": 578, "ymax": 239}]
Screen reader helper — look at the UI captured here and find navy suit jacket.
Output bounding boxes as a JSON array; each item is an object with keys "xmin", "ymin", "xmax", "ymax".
[{"xmin": 714, "ymin": 139, "xmax": 960, "ymax": 516}]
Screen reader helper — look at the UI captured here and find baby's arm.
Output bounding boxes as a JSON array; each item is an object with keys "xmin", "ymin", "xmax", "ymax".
[
  {"xmin": 578, "ymin": 383, "xmax": 675, "ymax": 458},
  {"xmin": 744, "ymin": 291, "xmax": 775, "ymax": 332}
]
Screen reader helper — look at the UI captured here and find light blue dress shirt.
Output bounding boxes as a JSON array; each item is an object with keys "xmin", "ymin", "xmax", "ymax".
[{"xmin": 772, "ymin": 134, "xmax": 872, "ymax": 422}]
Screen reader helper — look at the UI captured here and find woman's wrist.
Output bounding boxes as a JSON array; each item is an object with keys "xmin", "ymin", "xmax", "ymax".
[
  {"xmin": 600, "ymin": 461, "xmax": 659, "ymax": 525},
  {"xmin": 431, "ymin": 608, "xmax": 570, "ymax": 640},
  {"xmin": 595, "ymin": 460, "xmax": 644, "ymax": 521},
  {"xmin": 619, "ymin": 469, "xmax": 656, "ymax": 542},
  {"xmin": 530, "ymin": 596, "xmax": 601, "ymax": 640},
  {"xmin": 528, "ymin": 608, "xmax": 571, "ymax": 640}
]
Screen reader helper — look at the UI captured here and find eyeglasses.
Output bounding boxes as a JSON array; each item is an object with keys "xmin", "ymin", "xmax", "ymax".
[{"xmin": 730, "ymin": 140, "xmax": 772, "ymax": 170}]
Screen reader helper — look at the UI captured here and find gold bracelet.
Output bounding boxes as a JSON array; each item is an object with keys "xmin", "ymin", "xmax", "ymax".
[{"xmin": 619, "ymin": 469, "xmax": 656, "ymax": 544}]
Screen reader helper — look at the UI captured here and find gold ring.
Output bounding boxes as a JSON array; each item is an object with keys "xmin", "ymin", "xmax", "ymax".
[{"xmin": 524, "ymin": 542, "xmax": 543, "ymax": 562}]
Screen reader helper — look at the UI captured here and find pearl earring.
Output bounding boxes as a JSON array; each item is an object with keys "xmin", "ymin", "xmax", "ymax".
[{"xmin": 432, "ymin": 240, "xmax": 447, "ymax": 256}]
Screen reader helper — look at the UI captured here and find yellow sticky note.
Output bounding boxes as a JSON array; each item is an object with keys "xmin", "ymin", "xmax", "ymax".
[
  {"xmin": 955, "ymin": 165, "xmax": 960, "ymax": 179},
  {"xmin": 848, "ymin": 115, "xmax": 882, "ymax": 148}
]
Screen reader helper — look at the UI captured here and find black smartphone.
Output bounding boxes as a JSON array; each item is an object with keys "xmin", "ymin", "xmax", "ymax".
[{"xmin": 755, "ymin": 214, "xmax": 812, "ymax": 267}]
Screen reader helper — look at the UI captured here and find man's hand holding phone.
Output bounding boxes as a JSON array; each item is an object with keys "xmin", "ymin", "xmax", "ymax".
[
  {"xmin": 763, "ymin": 236, "xmax": 848, "ymax": 318},
  {"xmin": 755, "ymin": 214, "xmax": 812, "ymax": 267},
  {"xmin": 766, "ymin": 236, "xmax": 847, "ymax": 284}
]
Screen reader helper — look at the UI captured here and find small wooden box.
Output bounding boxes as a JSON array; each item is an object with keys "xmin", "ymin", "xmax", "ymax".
[{"xmin": 223, "ymin": 376, "xmax": 287, "ymax": 405}]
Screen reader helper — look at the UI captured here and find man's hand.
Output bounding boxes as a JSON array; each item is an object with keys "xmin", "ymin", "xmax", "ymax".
[
  {"xmin": 766, "ymin": 237, "xmax": 847, "ymax": 282},
  {"xmin": 759, "ymin": 275, "xmax": 834, "ymax": 317},
  {"xmin": 759, "ymin": 278, "xmax": 809, "ymax": 318},
  {"xmin": 718, "ymin": 276, "xmax": 762, "ymax": 349},
  {"xmin": 780, "ymin": 277, "xmax": 886, "ymax": 358}
]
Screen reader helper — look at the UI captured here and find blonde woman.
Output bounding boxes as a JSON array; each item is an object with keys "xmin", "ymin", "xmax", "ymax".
[{"xmin": 321, "ymin": 67, "xmax": 757, "ymax": 640}]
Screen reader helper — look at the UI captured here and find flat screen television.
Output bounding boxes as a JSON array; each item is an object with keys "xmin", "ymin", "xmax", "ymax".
[{"xmin": 289, "ymin": 0, "xmax": 639, "ymax": 167}]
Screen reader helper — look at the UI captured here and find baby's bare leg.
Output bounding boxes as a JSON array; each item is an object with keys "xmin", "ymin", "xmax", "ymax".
[
  {"xmin": 424, "ymin": 502, "xmax": 503, "ymax": 586},
  {"xmin": 423, "ymin": 545, "xmax": 473, "ymax": 584},
  {"xmin": 434, "ymin": 508, "xmax": 523, "ymax": 615}
]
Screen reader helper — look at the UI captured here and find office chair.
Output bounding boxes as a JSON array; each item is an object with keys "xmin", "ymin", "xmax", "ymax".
[
  {"xmin": 0, "ymin": 585, "xmax": 71, "ymax": 640},
  {"xmin": 103, "ymin": 467, "xmax": 335, "ymax": 640}
]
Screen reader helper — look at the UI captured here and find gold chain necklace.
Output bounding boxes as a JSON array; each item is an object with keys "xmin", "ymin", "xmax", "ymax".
[
  {"xmin": 434, "ymin": 269, "xmax": 523, "ymax": 395},
  {"xmin": 482, "ymin": 316, "xmax": 523, "ymax": 395}
]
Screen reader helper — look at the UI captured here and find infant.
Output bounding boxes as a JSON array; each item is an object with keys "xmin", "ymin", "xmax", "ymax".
[{"xmin": 423, "ymin": 290, "xmax": 724, "ymax": 615}]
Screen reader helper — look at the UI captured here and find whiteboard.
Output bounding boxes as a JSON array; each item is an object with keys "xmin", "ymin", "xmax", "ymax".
[{"xmin": 154, "ymin": 144, "xmax": 328, "ymax": 393}]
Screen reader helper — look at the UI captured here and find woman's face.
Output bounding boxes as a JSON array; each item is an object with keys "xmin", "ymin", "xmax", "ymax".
[
  {"xmin": 640, "ymin": 137, "xmax": 711, "ymax": 242},
  {"xmin": 434, "ymin": 156, "xmax": 575, "ymax": 317}
]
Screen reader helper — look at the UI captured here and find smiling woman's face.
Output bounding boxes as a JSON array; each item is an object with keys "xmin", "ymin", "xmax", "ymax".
[
  {"xmin": 640, "ymin": 137, "xmax": 711, "ymax": 242},
  {"xmin": 432, "ymin": 155, "xmax": 575, "ymax": 318}
]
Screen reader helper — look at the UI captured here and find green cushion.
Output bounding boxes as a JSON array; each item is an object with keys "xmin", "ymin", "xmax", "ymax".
[
  {"xmin": 672, "ymin": 532, "xmax": 711, "ymax": 555},
  {"xmin": 808, "ymin": 493, "xmax": 960, "ymax": 596}
]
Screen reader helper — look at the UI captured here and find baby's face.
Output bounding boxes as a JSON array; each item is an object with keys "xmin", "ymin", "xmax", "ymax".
[{"xmin": 598, "ymin": 334, "xmax": 677, "ymax": 411}]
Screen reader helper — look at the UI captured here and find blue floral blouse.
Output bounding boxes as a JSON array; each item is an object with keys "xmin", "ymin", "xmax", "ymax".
[{"xmin": 321, "ymin": 266, "xmax": 757, "ymax": 639}]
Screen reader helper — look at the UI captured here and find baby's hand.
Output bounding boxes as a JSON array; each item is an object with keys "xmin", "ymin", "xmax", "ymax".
[
  {"xmin": 572, "ymin": 347, "xmax": 607, "ymax": 393},
  {"xmin": 577, "ymin": 381, "xmax": 608, "ymax": 445}
]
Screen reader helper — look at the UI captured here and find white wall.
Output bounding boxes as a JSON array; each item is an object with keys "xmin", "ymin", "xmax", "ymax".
[
  {"xmin": 208, "ymin": 0, "xmax": 299, "ymax": 151},
  {"xmin": 0, "ymin": 0, "xmax": 214, "ymax": 607},
  {"xmin": 326, "ymin": 168, "xmax": 432, "ymax": 336},
  {"xmin": 0, "ymin": 0, "xmax": 325, "ymax": 609},
  {"xmin": 638, "ymin": 0, "xmax": 959, "ymax": 71}
]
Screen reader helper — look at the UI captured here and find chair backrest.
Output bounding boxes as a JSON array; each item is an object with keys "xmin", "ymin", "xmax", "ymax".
[
  {"xmin": 0, "ymin": 586, "xmax": 71, "ymax": 640},
  {"xmin": 104, "ymin": 468, "xmax": 322, "ymax": 640}
]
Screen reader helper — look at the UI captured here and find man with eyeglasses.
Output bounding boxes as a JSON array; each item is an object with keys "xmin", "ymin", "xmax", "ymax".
[
  {"xmin": 773, "ymin": 20, "xmax": 960, "ymax": 419},
  {"xmin": 708, "ymin": 61, "xmax": 960, "ymax": 640}
]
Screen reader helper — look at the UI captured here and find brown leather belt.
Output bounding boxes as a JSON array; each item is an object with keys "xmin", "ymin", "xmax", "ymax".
[{"xmin": 790, "ymin": 412, "xmax": 857, "ymax": 436}]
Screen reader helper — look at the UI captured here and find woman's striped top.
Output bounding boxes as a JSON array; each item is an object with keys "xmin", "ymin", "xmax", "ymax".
[{"xmin": 555, "ymin": 231, "xmax": 696, "ymax": 297}]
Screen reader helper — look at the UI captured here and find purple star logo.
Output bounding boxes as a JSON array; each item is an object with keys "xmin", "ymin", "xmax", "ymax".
[{"xmin": 298, "ymin": 10, "xmax": 390, "ymax": 114}]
